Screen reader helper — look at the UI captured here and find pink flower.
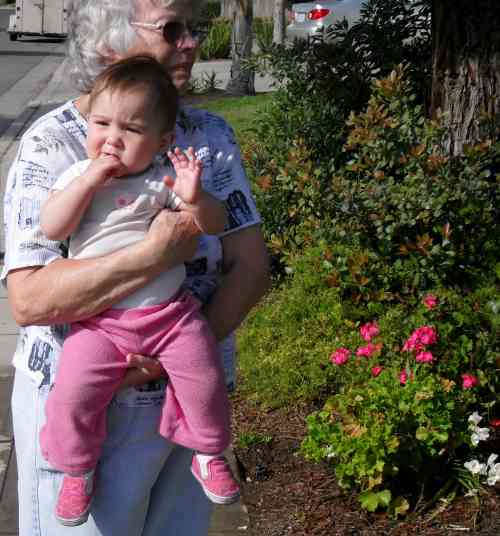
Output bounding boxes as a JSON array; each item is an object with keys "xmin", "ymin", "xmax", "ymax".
[
  {"xmin": 399, "ymin": 370, "xmax": 408, "ymax": 385},
  {"xmin": 402, "ymin": 326, "xmax": 438, "ymax": 352},
  {"xmin": 330, "ymin": 348, "xmax": 351, "ymax": 366},
  {"xmin": 423, "ymin": 293, "xmax": 439, "ymax": 310},
  {"xmin": 417, "ymin": 326, "xmax": 438, "ymax": 345},
  {"xmin": 415, "ymin": 351, "xmax": 434, "ymax": 363},
  {"xmin": 359, "ymin": 322, "xmax": 380, "ymax": 342},
  {"xmin": 356, "ymin": 342, "xmax": 383, "ymax": 358},
  {"xmin": 461, "ymin": 374, "xmax": 479, "ymax": 389},
  {"xmin": 371, "ymin": 366, "xmax": 383, "ymax": 377}
]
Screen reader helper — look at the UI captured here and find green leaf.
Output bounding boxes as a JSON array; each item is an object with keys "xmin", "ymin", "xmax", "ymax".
[
  {"xmin": 359, "ymin": 490, "xmax": 380, "ymax": 512},
  {"xmin": 415, "ymin": 427, "xmax": 428, "ymax": 440},
  {"xmin": 378, "ymin": 489, "xmax": 392, "ymax": 507}
]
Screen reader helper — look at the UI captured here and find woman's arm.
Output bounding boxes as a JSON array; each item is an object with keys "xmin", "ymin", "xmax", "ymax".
[
  {"xmin": 7, "ymin": 209, "xmax": 199, "ymax": 326},
  {"xmin": 202, "ymin": 225, "xmax": 270, "ymax": 341}
]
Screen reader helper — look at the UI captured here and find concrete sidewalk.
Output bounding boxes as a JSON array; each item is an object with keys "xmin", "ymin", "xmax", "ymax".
[{"xmin": 0, "ymin": 55, "xmax": 271, "ymax": 534}]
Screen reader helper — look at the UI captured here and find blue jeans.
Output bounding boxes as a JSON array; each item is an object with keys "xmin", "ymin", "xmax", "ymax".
[{"xmin": 11, "ymin": 370, "xmax": 213, "ymax": 536}]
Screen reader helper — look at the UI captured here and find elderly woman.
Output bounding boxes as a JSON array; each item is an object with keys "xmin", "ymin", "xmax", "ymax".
[{"xmin": 2, "ymin": 0, "xmax": 269, "ymax": 534}]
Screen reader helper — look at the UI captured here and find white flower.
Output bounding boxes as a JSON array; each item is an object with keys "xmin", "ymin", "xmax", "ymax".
[
  {"xmin": 465, "ymin": 488, "xmax": 479, "ymax": 497},
  {"xmin": 486, "ymin": 453, "xmax": 498, "ymax": 467},
  {"xmin": 464, "ymin": 459, "xmax": 486, "ymax": 475},
  {"xmin": 487, "ymin": 463, "xmax": 500, "ymax": 486},
  {"xmin": 471, "ymin": 427, "xmax": 490, "ymax": 446},
  {"xmin": 468, "ymin": 412, "xmax": 483, "ymax": 426},
  {"xmin": 324, "ymin": 446, "xmax": 336, "ymax": 459}
]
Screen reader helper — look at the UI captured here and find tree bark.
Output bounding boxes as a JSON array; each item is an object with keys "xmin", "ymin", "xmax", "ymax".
[
  {"xmin": 431, "ymin": 0, "xmax": 500, "ymax": 156},
  {"xmin": 273, "ymin": 0, "xmax": 286, "ymax": 45},
  {"xmin": 226, "ymin": 0, "xmax": 255, "ymax": 96}
]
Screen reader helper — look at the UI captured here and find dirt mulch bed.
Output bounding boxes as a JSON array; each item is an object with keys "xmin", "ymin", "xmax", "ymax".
[{"xmin": 231, "ymin": 392, "xmax": 500, "ymax": 536}]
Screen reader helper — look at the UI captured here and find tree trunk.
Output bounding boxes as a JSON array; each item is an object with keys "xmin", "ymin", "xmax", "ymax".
[
  {"xmin": 226, "ymin": 0, "xmax": 255, "ymax": 96},
  {"xmin": 273, "ymin": 0, "xmax": 286, "ymax": 44},
  {"xmin": 431, "ymin": 0, "xmax": 500, "ymax": 156}
]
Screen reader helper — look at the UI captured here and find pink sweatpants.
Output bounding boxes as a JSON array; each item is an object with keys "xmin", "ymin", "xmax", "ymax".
[{"xmin": 40, "ymin": 290, "xmax": 230, "ymax": 474}]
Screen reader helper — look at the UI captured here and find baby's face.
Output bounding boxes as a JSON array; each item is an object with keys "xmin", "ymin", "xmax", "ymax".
[{"xmin": 86, "ymin": 88, "xmax": 171, "ymax": 176}]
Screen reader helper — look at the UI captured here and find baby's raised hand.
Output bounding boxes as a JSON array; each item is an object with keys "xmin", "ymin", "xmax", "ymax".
[{"xmin": 164, "ymin": 147, "xmax": 203, "ymax": 205}]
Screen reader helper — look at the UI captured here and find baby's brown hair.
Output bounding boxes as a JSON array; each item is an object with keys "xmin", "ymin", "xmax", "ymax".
[{"xmin": 89, "ymin": 55, "xmax": 179, "ymax": 134}]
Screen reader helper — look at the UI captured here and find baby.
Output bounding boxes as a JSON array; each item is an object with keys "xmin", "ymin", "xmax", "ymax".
[{"xmin": 39, "ymin": 55, "xmax": 239, "ymax": 527}]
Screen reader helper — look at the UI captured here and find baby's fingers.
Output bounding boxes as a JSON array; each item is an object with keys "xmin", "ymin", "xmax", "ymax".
[
  {"xmin": 169, "ymin": 147, "xmax": 189, "ymax": 167},
  {"xmin": 163, "ymin": 175, "xmax": 175, "ymax": 188}
]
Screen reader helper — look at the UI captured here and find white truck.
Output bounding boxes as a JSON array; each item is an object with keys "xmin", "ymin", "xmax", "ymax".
[{"xmin": 8, "ymin": 0, "xmax": 68, "ymax": 41}]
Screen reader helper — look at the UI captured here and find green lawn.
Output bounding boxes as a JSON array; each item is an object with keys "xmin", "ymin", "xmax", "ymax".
[{"xmin": 192, "ymin": 92, "xmax": 273, "ymax": 144}]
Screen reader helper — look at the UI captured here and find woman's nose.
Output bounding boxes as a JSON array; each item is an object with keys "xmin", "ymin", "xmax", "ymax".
[{"xmin": 177, "ymin": 31, "xmax": 198, "ymax": 50}]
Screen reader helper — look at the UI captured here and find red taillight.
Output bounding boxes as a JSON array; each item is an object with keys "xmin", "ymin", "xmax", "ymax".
[{"xmin": 308, "ymin": 8, "xmax": 330, "ymax": 20}]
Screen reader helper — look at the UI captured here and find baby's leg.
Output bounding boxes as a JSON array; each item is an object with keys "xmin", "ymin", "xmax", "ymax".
[
  {"xmin": 146, "ymin": 293, "xmax": 231, "ymax": 454},
  {"xmin": 40, "ymin": 324, "xmax": 128, "ymax": 474}
]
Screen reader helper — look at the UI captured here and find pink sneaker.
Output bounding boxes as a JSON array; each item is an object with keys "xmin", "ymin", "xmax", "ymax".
[
  {"xmin": 55, "ymin": 471, "xmax": 95, "ymax": 526},
  {"xmin": 191, "ymin": 454, "xmax": 240, "ymax": 505}
]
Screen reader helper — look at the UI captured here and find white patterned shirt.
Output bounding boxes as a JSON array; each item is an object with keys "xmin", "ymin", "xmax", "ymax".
[{"xmin": 2, "ymin": 101, "xmax": 260, "ymax": 394}]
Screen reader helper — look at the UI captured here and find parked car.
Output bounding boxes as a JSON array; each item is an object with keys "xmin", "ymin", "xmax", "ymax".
[{"xmin": 286, "ymin": 1, "xmax": 363, "ymax": 43}]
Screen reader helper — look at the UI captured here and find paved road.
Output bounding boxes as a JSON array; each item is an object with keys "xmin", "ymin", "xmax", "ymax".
[{"xmin": 0, "ymin": 6, "xmax": 66, "ymax": 137}]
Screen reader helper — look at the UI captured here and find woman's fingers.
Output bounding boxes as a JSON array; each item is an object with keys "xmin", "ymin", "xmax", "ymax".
[{"xmin": 120, "ymin": 353, "xmax": 167, "ymax": 389}]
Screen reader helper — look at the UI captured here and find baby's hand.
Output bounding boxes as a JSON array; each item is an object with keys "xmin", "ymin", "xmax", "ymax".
[
  {"xmin": 164, "ymin": 147, "xmax": 203, "ymax": 205},
  {"xmin": 84, "ymin": 154, "xmax": 121, "ymax": 189}
]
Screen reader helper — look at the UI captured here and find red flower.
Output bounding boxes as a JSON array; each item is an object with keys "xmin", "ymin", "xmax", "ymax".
[
  {"xmin": 399, "ymin": 370, "xmax": 408, "ymax": 385},
  {"xmin": 359, "ymin": 322, "xmax": 380, "ymax": 342},
  {"xmin": 423, "ymin": 293, "xmax": 439, "ymax": 310},
  {"xmin": 330, "ymin": 348, "xmax": 351, "ymax": 366},
  {"xmin": 461, "ymin": 374, "xmax": 479, "ymax": 389},
  {"xmin": 415, "ymin": 351, "xmax": 434, "ymax": 363}
]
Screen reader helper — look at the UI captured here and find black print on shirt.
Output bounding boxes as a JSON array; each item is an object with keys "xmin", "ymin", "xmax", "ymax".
[
  {"xmin": 186, "ymin": 257, "xmax": 208, "ymax": 277},
  {"xmin": 28, "ymin": 338, "xmax": 53, "ymax": 386},
  {"xmin": 18, "ymin": 197, "xmax": 41, "ymax": 230},
  {"xmin": 134, "ymin": 380, "xmax": 166, "ymax": 392},
  {"xmin": 224, "ymin": 190, "xmax": 252, "ymax": 229}
]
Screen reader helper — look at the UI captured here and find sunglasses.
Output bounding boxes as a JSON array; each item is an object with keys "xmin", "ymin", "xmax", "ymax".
[{"xmin": 131, "ymin": 20, "xmax": 208, "ymax": 46}]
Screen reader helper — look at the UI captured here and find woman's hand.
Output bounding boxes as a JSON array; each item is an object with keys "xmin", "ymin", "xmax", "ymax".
[
  {"xmin": 146, "ymin": 208, "xmax": 200, "ymax": 268},
  {"xmin": 120, "ymin": 353, "xmax": 168, "ymax": 389}
]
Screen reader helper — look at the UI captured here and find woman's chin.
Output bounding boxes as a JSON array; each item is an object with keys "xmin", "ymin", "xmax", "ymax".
[{"xmin": 169, "ymin": 67, "xmax": 193, "ymax": 91}]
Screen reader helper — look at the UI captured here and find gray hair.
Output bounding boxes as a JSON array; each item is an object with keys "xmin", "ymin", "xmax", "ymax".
[{"xmin": 66, "ymin": 0, "xmax": 206, "ymax": 93}]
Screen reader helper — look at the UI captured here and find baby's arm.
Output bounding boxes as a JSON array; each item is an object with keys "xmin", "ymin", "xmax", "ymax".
[
  {"xmin": 41, "ymin": 156, "xmax": 120, "ymax": 240},
  {"xmin": 164, "ymin": 147, "xmax": 227, "ymax": 235}
]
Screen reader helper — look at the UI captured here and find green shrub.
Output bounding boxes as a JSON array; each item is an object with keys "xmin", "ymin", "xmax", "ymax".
[
  {"xmin": 237, "ymin": 249, "xmax": 345, "ymax": 407},
  {"xmin": 201, "ymin": 0, "xmax": 221, "ymax": 21},
  {"xmin": 327, "ymin": 67, "xmax": 500, "ymax": 294},
  {"xmin": 237, "ymin": 66, "xmax": 500, "ymax": 514},
  {"xmin": 237, "ymin": 243, "xmax": 499, "ymax": 510},
  {"xmin": 301, "ymin": 284, "xmax": 499, "ymax": 512},
  {"xmin": 253, "ymin": 67, "xmax": 500, "ymax": 295},
  {"xmin": 253, "ymin": 17, "xmax": 274, "ymax": 54},
  {"xmin": 246, "ymin": 0, "xmax": 431, "ymax": 176},
  {"xmin": 199, "ymin": 17, "xmax": 231, "ymax": 60}
]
